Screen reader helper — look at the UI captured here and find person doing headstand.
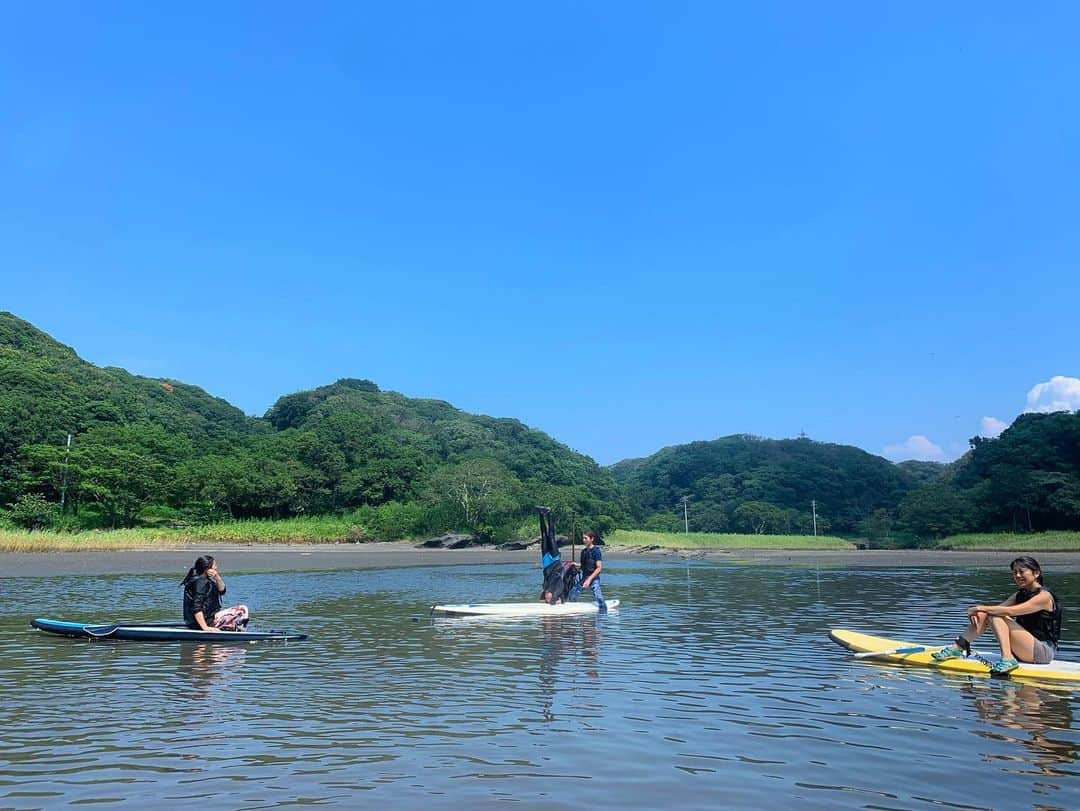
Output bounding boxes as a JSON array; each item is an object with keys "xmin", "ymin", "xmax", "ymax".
[{"xmin": 537, "ymin": 507, "xmax": 578, "ymax": 605}]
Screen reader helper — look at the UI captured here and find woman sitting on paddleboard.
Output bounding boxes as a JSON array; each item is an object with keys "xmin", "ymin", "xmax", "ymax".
[
  {"xmin": 932, "ymin": 556, "xmax": 1061, "ymax": 674},
  {"xmin": 182, "ymin": 555, "xmax": 250, "ymax": 632}
]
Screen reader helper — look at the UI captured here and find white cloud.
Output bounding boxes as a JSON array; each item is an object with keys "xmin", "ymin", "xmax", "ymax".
[
  {"xmin": 884, "ymin": 378, "xmax": 1078, "ymax": 464},
  {"xmin": 1025, "ymin": 376, "xmax": 1080, "ymax": 414},
  {"xmin": 882, "ymin": 435, "xmax": 946, "ymax": 462}
]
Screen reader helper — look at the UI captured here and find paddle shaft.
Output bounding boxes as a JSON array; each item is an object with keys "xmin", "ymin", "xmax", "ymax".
[{"xmin": 853, "ymin": 645, "xmax": 927, "ymax": 659}]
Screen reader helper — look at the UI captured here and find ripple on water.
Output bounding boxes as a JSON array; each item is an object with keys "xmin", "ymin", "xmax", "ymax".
[{"xmin": 2, "ymin": 562, "xmax": 1080, "ymax": 808}]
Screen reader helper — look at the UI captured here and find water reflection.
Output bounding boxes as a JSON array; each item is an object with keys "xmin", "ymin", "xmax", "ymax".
[
  {"xmin": 178, "ymin": 643, "xmax": 247, "ymax": 698},
  {"xmin": 538, "ymin": 616, "xmax": 604, "ymax": 722},
  {"xmin": 966, "ymin": 681, "xmax": 1079, "ymax": 776}
]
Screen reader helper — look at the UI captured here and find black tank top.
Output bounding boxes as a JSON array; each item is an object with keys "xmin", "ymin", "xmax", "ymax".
[{"xmin": 1014, "ymin": 587, "xmax": 1061, "ymax": 646}]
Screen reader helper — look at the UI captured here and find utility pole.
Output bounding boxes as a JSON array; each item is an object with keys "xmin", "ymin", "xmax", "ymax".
[
  {"xmin": 60, "ymin": 433, "xmax": 72, "ymax": 512},
  {"xmin": 681, "ymin": 496, "xmax": 690, "ymax": 534},
  {"xmin": 811, "ymin": 499, "xmax": 818, "ymax": 537}
]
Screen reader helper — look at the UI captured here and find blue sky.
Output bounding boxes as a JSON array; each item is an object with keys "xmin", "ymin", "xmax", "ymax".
[{"xmin": 3, "ymin": 3, "xmax": 1078, "ymax": 465}]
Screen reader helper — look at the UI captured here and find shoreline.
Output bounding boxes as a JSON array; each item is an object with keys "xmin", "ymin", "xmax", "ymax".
[{"xmin": 5, "ymin": 543, "xmax": 1080, "ymax": 577}]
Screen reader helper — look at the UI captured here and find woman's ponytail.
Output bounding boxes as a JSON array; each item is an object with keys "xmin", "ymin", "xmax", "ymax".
[{"xmin": 181, "ymin": 555, "xmax": 213, "ymax": 586}]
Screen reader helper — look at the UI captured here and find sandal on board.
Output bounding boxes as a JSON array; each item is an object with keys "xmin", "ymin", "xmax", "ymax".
[
  {"xmin": 932, "ymin": 644, "xmax": 967, "ymax": 661},
  {"xmin": 991, "ymin": 657, "xmax": 1019, "ymax": 674}
]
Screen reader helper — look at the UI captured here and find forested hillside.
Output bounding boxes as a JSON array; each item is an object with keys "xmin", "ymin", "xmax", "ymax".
[
  {"xmin": 0, "ymin": 313, "xmax": 259, "ymax": 518},
  {"xmin": 4, "ymin": 312, "xmax": 1078, "ymax": 544},
  {"xmin": 611, "ymin": 435, "xmax": 915, "ymax": 535},
  {"xmin": 614, "ymin": 416, "xmax": 1080, "ymax": 543},
  {"xmin": 902, "ymin": 411, "xmax": 1080, "ymax": 538},
  {"xmin": 0, "ymin": 312, "xmax": 624, "ymax": 536}
]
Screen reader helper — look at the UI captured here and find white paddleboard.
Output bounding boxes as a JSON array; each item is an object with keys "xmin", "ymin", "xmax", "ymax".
[{"xmin": 432, "ymin": 599, "xmax": 619, "ymax": 617}]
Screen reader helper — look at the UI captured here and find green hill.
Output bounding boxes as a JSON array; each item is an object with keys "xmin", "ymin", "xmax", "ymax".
[
  {"xmin": 6, "ymin": 310, "xmax": 1077, "ymax": 543},
  {"xmin": 940, "ymin": 411, "xmax": 1080, "ymax": 533},
  {"xmin": 0, "ymin": 312, "xmax": 623, "ymax": 536},
  {"xmin": 611, "ymin": 434, "xmax": 916, "ymax": 535},
  {"xmin": 250, "ymin": 377, "xmax": 626, "ymax": 534},
  {"xmin": 0, "ymin": 312, "xmax": 257, "ymax": 510}
]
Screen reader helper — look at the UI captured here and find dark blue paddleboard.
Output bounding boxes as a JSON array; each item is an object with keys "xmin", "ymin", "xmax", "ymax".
[{"xmin": 31, "ymin": 618, "xmax": 307, "ymax": 643}]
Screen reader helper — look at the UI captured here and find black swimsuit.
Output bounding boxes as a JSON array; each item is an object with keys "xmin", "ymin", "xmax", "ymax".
[{"xmin": 1013, "ymin": 587, "xmax": 1061, "ymax": 647}]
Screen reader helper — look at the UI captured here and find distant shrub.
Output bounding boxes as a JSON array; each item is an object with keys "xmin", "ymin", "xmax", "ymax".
[
  {"xmin": 138, "ymin": 504, "xmax": 182, "ymax": 526},
  {"xmin": 346, "ymin": 524, "xmax": 372, "ymax": 543},
  {"xmin": 347, "ymin": 501, "xmax": 428, "ymax": 540},
  {"xmin": 643, "ymin": 512, "xmax": 682, "ymax": 533},
  {"xmin": 592, "ymin": 514, "xmax": 617, "ymax": 537},
  {"xmin": 505, "ymin": 517, "xmax": 531, "ymax": 540},
  {"xmin": 178, "ymin": 501, "xmax": 228, "ymax": 525},
  {"xmin": 68, "ymin": 504, "xmax": 114, "ymax": 531},
  {"xmin": 9, "ymin": 494, "xmax": 59, "ymax": 530}
]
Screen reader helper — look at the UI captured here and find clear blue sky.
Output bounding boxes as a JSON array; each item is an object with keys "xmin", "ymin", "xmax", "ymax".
[{"xmin": 3, "ymin": 3, "xmax": 1078, "ymax": 465}]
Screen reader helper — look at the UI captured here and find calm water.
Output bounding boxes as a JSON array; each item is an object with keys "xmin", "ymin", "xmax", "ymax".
[{"xmin": 2, "ymin": 560, "xmax": 1079, "ymax": 810}]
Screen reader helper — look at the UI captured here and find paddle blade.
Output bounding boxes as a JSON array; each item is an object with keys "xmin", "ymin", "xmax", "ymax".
[{"xmin": 853, "ymin": 646, "xmax": 926, "ymax": 659}]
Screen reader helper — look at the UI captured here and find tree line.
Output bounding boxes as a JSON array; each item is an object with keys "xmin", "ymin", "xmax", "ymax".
[
  {"xmin": 0, "ymin": 314, "xmax": 624, "ymax": 538},
  {"xmin": 3, "ymin": 312, "xmax": 1079, "ymax": 544},
  {"xmin": 614, "ymin": 415, "xmax": 1080, "ymax": 545}
]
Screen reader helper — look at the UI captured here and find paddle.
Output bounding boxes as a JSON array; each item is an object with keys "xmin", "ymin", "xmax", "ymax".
[
  {"xmin": 84, "ymin": 624, "xmax": 119, "ymax": 639},
  {"xmin": 83, "ymin": 621, "xmax": 182, "ymax": 638},
  {"xmin": 853, "ymin": 645, "xmax": 927, "ymax": 659}
]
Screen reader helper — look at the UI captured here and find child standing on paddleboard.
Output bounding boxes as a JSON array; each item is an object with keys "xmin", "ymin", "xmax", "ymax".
[
  {"xmin": 932, "ymin": 556, "xmax": 1061, "ymax": 674},
  {"xmin": 568, "ymin": 529, "xmax": 607, "ymax": 613}
]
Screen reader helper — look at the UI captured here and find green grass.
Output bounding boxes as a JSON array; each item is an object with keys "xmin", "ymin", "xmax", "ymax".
[
  {"xmin": 936, "ymin": 531, "xmax": 1080, "ymax": 551},
  {"xmin": 607, "ymin": 529, "xmax": 856, "ymax": 550},
  {"xmin": 0, "ymin": 516, "xmax": 374, "ymax": 552},
  {"xmin": 8, "ymin": 521, "xmax": 1080, "ymax": 554}
]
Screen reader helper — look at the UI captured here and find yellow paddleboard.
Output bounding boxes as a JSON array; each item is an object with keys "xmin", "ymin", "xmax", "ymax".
[{"xmin": 830, "ymin": 629, "xmax": 1080, "ymax": 685}]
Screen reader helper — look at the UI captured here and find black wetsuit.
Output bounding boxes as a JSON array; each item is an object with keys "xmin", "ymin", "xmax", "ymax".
[
  {"xmin": 538, "ymin": 508, "xmax": 565, "ymax": 603},
  {"xmin": 183, "ymin": 575, "xmax": 224, "ymax": 629}
]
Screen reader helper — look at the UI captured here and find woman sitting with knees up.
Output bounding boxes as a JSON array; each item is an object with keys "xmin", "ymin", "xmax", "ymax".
[
  {"xmin": 932, "ymin": 556, "xmax": 1061, "ymax": 675},
  {"xmin": 181, "ymin": 555, "xmax": 250, "ymax": 632}
]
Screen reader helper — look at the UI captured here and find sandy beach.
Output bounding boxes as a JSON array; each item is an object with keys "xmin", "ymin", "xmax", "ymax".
[{"xmin": 4, "ymin": 543, "xmax": 1080, "ymax": 578}]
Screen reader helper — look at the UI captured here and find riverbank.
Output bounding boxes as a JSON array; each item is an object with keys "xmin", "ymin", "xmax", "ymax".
[{"xmin": 5, "ymin": 542, "xmax": 1080, "ymax": 578}]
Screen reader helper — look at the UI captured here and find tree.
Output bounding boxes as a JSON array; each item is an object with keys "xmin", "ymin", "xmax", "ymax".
[
  {"xmin": 897, "ymin": 485, "xmax": 972, "ymax": 541},
  {"xmin": 690, "ymin": 502, "xmax": 731, "ymax": 532},
  {"xmin": 733, "ymin": 501, "xmax": 787, "ymax": 535},
  {"xmin": 176, "ymin": 454, "xmax": 257, "ymax": 518},
  {"xmin": 642, "ymin": 511, "xmax": 682, "ymax": 532},
  {"xmin": 858, "ymin": 509, "xmax": 893, "ymax": 547},
  {"xmin": 9, "ymin": 493, "xmax": 58, "ymax": 530},
  {"xmin": 426, "ymin": 459, "xmax": 522, "ymax": 537}
]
